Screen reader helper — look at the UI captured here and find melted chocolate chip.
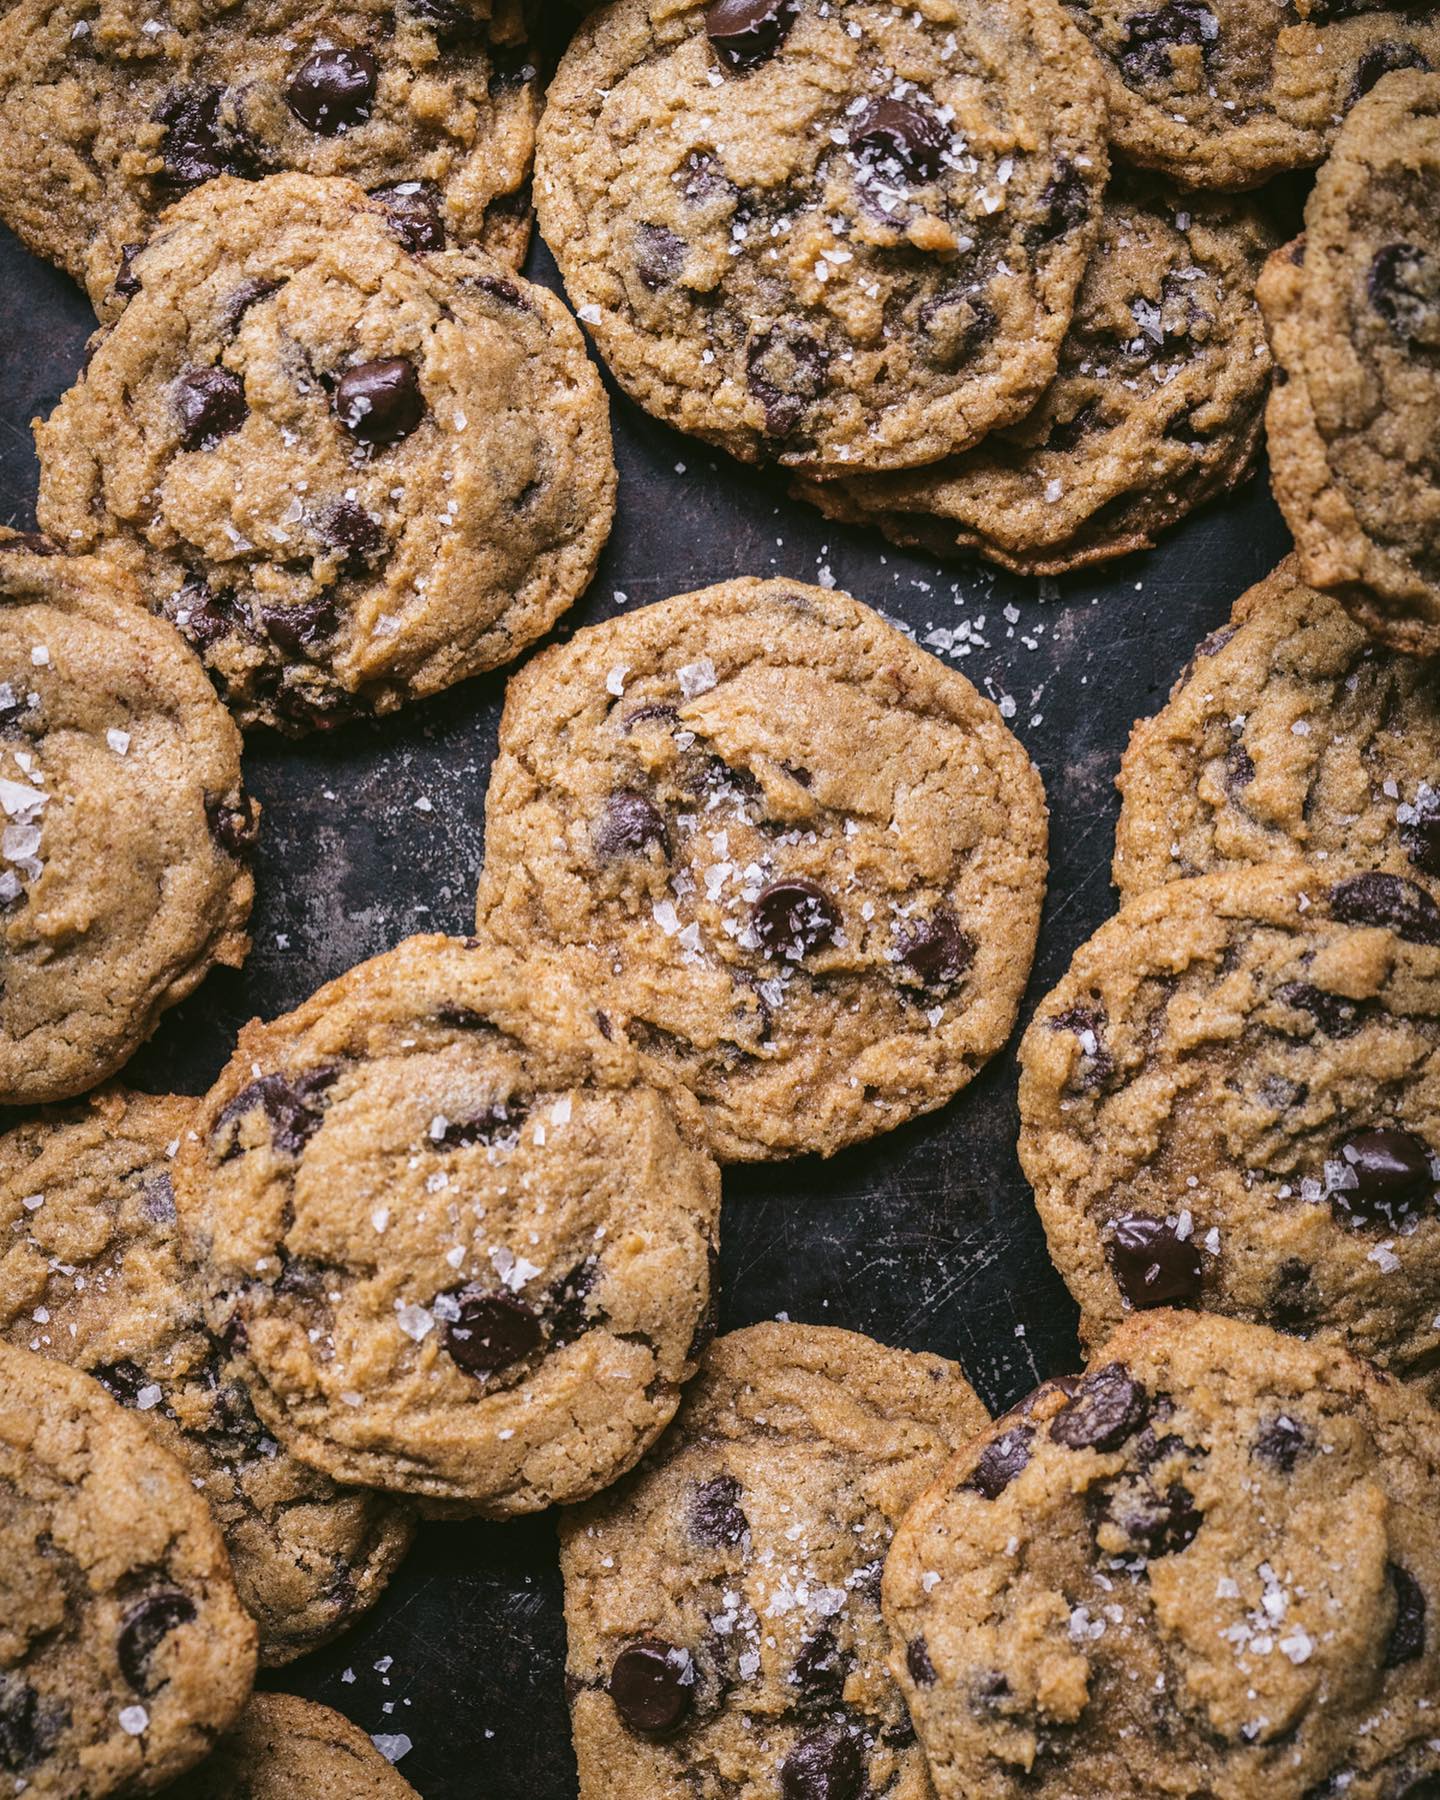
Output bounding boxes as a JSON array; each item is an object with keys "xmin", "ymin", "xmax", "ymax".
[
  {"xmin": 320, "ymin": 499, "xmax": 387, "ymax": 571},
  {"xmin": 780, "ymin": 1726, "xmax": 864, "ymax": 1800},
  {"xmin": 704, "ymin": 0, "xmax": 798, "ymax": 72},
  {"xmin": 792, "ymin": 1628, "xmax": 849, "ymax": 1710},
  {"xmin": 1386, "ymin": 1564, "xmax": 1427, "ymax": 1668},
  {"xmin": 1275, "ymin": 981, "xmax": 1363, "ymax": 1038},
  {"xmin": 92, "ymin": 1358, "xmax": 148, "ymax": 1406},
  {"xmin": 335, "ymin": 357, "xmax": 426, "ymax": 447},
  {"xmin": 848, "ymin": 96, "xmax": 946, "ymax": 180},
  {"xmin": 372, "ymin": 180, "xmax": 447, "ymax": 252},
  {"xmin": 747, "ymin": 323, "xmax": 828, "ymax": 438},
  {"xmin": 635, "ymin": 223, "xmax": 687, "ymax": 291},
  {"xmin": 608, "ymin": 1639, "xmax": 694, "ymax": 1733},
  {"xmin": 253, "ymin": 593, "xmax": 339, "ymax": 654},
  {"xmin": 594, "ymin": 789, "xmax": 669, "ymax": 859},
  {"xmin": 205, "ymin": 792, "xmax": 260, "ymax": 859},
  {"xmin": 1369, "ymin": 243, "xmax": 1436, "ymax": 345},
  {"xmin": 468, "ymin": 273, "xmax": 529, "ymax": 310},
  {"xmin": 623, "ymin": 701, "xmax": 680, "ymax": 734},
  {"xmin": 441, "ymin": 1288, "xmax": 543, "ymax": 1374},
  {"xmin": 1254, "ymin": 1413, "xmax": 1309, "ymax": 1471},
  {"xmin": 688, "ymin": 1473, "xmax": 749, "ymax": 1546},
  {"xmin": 1351, "ymin": 40, "xmax": 1429, "ymax": 104},
  {"xmin": 1048, "ymin": 1003, "xmax": 1113, "ymax": 1090},
  {"xmin": 1120, "ymin": 1, "xmax": 1218, "ymax": 84},
  {"xmin": 118, "ymin": 1590, "xmax": 197, "ymax": 1692},
  {"xmin": 1104, "ymin": 1478, "xmax": 1201, "ymax": 1557},
  {"xmin": 1402, "ymin": 790, "xmax": 1440, "ymax": 877},
  {"xmin": 917, "ymin": 289, "xmax": 995, "ymax": 370},
  {"xmin": 220, "ymin": 278, "xmax": 281, "ymax": 334},
  {"xmin": 545, "ymin": 1258, "xmax": 601, "ymax": 1346},
  {"xmin": 285, "ymin": 46, "xmax": 378, "ymax": 134},
  {"xmin": 906, "ymin": 1637, "xmax": 937, "ymax": 1686},
  {"xmin": 154, "ymin": 85, "xmax": 251, "ymax": 189},
  {"xmin": 1331, "ymin": 1127, "xmax": 1434, "ymax": 1228},
  {"xmin": 1226, "ymin": 739, "xmax": 1256, "ymax": 791},
  {"xmin": 215, "ymin": 1066, "xmax": 339, "ymax": 1157},
  {"xmin": 167, "ymin": 577, "xmax": 240, "ymax": 651},
  {"xmin": 174, "ymin": 367, "xmax": 247, "ymax": 451},
  {"xmin": 1330, "ymin": 872, "xmax": 1440, "ymax": 945},
  {"xmin": 405, "ymin": 0, "xmax": 486, "ymax": 45},
  {"xmin": 0, "ymin": 1674, "xmax": 66, "ymax": 1775},
  {"xmin": 896, "ymin": 906, "xmax": 974, "ymax": 987},
  {"xmin": 966, "ymin": 1425, "xmax": 1034, "ymax": 1499},
  {"xmin": 1050, "ymin": 1363, "xmax": 1148, "ymax": 1452},
  {"xmin": 1033, "ymin": 158, "xmax": 1089, "ymax": 242},
  {"xmin": 1108, "ymin": 1213, "xmax": 1202, "ymax": 1308},
  {"xmin": 752, "ymin": 878, "xmax": 839, "ymax": 960},
  {"xmin": 113, "ymin": 243, "xmax": 144, "ymax": 300}
]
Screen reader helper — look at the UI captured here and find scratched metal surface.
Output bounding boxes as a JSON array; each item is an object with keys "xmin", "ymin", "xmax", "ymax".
[{"xmin": 0, "ymin": 158, "xmax": 1295, "ymax": 1792}]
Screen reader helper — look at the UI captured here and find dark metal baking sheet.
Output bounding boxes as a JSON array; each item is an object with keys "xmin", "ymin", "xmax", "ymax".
[{"xmin": 0, "ymin": 178, "xmax": 1294, "ymax": 1793}]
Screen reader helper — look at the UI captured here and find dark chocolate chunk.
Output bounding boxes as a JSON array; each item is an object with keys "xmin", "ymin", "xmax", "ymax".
[
  {"xmin": 174, "ymin": 367, "xmax": 247, "ymax": 451},
  {"xmin": 747, "ymin": 323, "xmax": 828, "ymax": 438},
  {"xmin": 635, "ymin": 224, "xmax": 687, "ymax": 291},
  {"xmin": 118, "ymin": 1590, "xmax": 197, "ymax": 1693},
  {"xmin": 791, "ymin": 1628, "xmax": 849, "ymax": 1709},
  {"xmin": 372, "ymin": 180, "xmax": 447, "ymax": 252},
  {"xmin": 253, "ymin": 593, "xmax": 339, "ymax": 654},
  {"xmin": 608, "ymin": 1639, "xmax": 695, "ymax": 1733},
  {"xmin": 906, "ymin": 1637, "xmax": 937, "ymax": 1686},
  {"xmin": 92, "ymin": 1358, "xmax": 148, "ymax": 1406},
  {"xmin": 704, "ymin": 0, "xmax": 798, "ymax": 72},
  {"xmin": 1351, "ymin": 40, "xmax": 1429, "ymax": 104},
  {"xmin": 334, "ymin": 357, "xmax": 426, "ymax": 447},
  {"xmin": 0, "ymin": 1674, "xmax": 66, "ymax": 1774},
  {"xmin": 220, "ymin": 278, "xmax": 281, "ymax": 333},
  {"xmin": 1402, "ymin": 789, "xmax": 1440, "ymax": 877},
  {"xmin": 1108, "ymin": 1213, "xmax": 1202, "ymax": 1308},
  {"xmin": 752, "ymin": 878, "xmax": 839, "ymax": 961},
  {"xmin": 1120, "ymin": 1, "xmax": 1218, "ymax": 85},
  {"xmin": 285, "ymin": 46, "xmax": 378, "ymax": 134},
  {"xmin": 688, "ymin": 1473, "xmax": 748, "ymax": 1547},
  {"xmin": 154, "ymin": 85, "xmax": 252, "ymax": 189},
  {"xmin": 1275, "ymin": 981, "xmax": 1363, "ymax": 1038},
  {"xmin": 441, "ymin": 1288, "xmax": 543, "ymax": 1374},
  {"xmin": 1331, "ymin": 1127, "xmax": 1434, "ymax": 1228},
  {"xmin": 896, "ymin": 906, "xmax": 974, "ymax": 987},
  {"xmin": 215, "ymin": 1066, "xmax": 339, "ymax": 1157},
  {"xmin": 1368, "ymin": 243, "xmax": 1436, "ymax": 346},
  {"xmin": 545, "ymin": 1258, "xmax": 601, "ymax": 1346},
  {"xmin": 1033, "ymin": 158, "xmax": 1089, "ymax": 242},
  {"xmin": 205, "ymin": 792, "xmax": 260, "ymax": 859},
  {"xmin": 1254, "ymin": 1413, "xmax": 1309, "ymax": 1472},
  {"xmin": 779, "ymin": 1725, "xmax": 864, "ymax": 1800},
  {"xmin": 594, "ymin": 789, "xmax": 669, "ymax": 860},
  {"xmin": 848, "ymin": 97, "xmax": 946, "ymax": 180},
  {"xmin": 430, "ymin": 1104, "xmax": 518, "ymax": 1149},
  {"xmin": 1048, "ymin": 1003, "xmax": 1114, "ymax": 1090},
  {"xmin": 966, "ymin": 1425, "xmax": 1034, "ymax": 1499},
  {"xmin": 1329, "ymin": 872, "xmax": 1440, "ymax": 945},
  {"xmin": 1386, "ymin": 1564, "xmax": 1427, "ymax": 1668},
  {"xmin": 1050, "ymin": 1362, "xmax": 1148, "ymax": 1452},
  {"xmin": 320, "ymin": 499, "xmax": 387, "ymax": 571}
]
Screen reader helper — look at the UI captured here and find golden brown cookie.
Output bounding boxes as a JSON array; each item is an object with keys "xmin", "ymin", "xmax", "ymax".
[{"xmin": 166, "ymin": 1693, "xmax": 420, "ymax": 1798}]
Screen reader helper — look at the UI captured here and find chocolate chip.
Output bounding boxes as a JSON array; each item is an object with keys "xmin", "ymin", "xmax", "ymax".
[
  {"xmin": 623, "ymin": 701, "xmax": 681, "ymax": 733},
  {"xmin": 441, "ymin": 1289, "xmax": 543, "ymax": 1374},
  {"xmin": 1270, "ymin": 1257, "xmax": 1316, "ymax": 1331},
  {"xmin": 205, "ymin": 792, "xmax": 260, "ymax": 859},
  {"xmin": 372, "ymin": 180, "xmax": 446, "ymax": 252},
  {"xmin": 688, "ymin": 1473, "xmax": 748, "ymax": 1546},
  {"xmin": 253, "ymin": 593, "xmax": 339, "ymax": 654},
  {"xmin": 0, "ymin": 1674, "xmax": 65, "ymax": 1775},
  {"xmin": 1226, "ymin": 739, "xmax": 1255, "ymax": 791},
  {"xmin": 966, "ymin": 1425, "xmax": 1033, "ymax": 1499},
  {"xmin": 1275, "ymin": 981, "xmax": 1363, "ymax": 1038},
  {"xmin": 285, "ymin": 46, "xmax": 377, "ymax": 134},
  {"xmin": 545, "ymin": 1257, "xmax": 601, "ymax": 1346},
  {"xmin": 747, "ymin": 323, "xmax": 828, "ymax": 438},
  {"xmin": 1331, "ymin": 1127, "xmax": 1434, "ymax": 1228},
  {"xmin": 1120, "ymin": 1, "xmax": 1218, "ymax": 84},
  {"xmin": 431, "ymin": 1105, "xmax": 519, "ymax": 1149},
  {"xmin": 635, "ymin": 223, "xmax": 687, "ymax": 291},
  {"xmin": 216, "ymin": 1067, "xmax": 339, "ymax": 1157},
  {"xmin": 1368, "ymin": 244, "xmax": 1438, "ymax": 347},
  {"xmin": 917, "ymin": 289, "xmax": 995, "ymax": 371},
  {"xmin": 1033, "ymin": 158, "xmax": 1089, "ymax": 242},
  {"xmin": 118, "ymin": 1590, "xmax": 197, "ymax": 1692},
  {"xmin": 92, "ymin": 1358, "xmax": 148, "ymax": 1406},
  {"xmin": 113, "ymin": 243, "xmax": 144, "ymax": 300},
  {"xmin": 608, "ymin": 1639, "xmax": 694, "ymax": 1733},
  {"xmin": 320, "ymin": 499, "xmax": 387, "ymax": 571},
  {"xmin": 779, "ymin": 1725, "xmax": 864, "ymax": 1800},
  {"xmin": 1104, "ymin": 1479, "xmax": 1201, "ymax": 1557},
  {"xmin": 896, "ymin": 905, "xmax": 974, "ymax": 987},
  {"xmin": 704, "ymin": 0, "xmax": 798, "ymax": 72},
  {"xmin": 906, "ymin": 1637, "xmax": 937, "ymax": 1686},
  {"xmin": 752, "ymin": 878, "xmax": 839, "ymax": 961},
  {"xmin": 1254, "ymin": 1413, "xmax": 1309, "ymax": 1471},
  {"xmin": 154, "ymin": 85, "xmax": 251, "ymax": 189},
  {"xmin": 1050, "ymin": 1363, "xmax": 1148, "ymax": 1452},
  {"xmin": 174, "ymin": 367, "xmax": 247, "ymax": 451},
  {"xmin": 1108, "ymin": 1213, "xmax": 1202, "ymax": 1309},
  {"xmin": 220, "ymin": 278, "xmax": 281, "ymax": 334},
  {"xmin": 167, "ymin": 577, "xmax": 240, "ymax": 651},
  {"xmin": 1402, "ymin": 790, "xmax": 1440, "ymax": 876},
  {"xmin": 1046, "ymin": 402, "xmax": 1099, "ymax": 453},
  {"xmin": 1048, "ymin": 1003, "xmax": 1113, "ymax": 1090},
  {"xmin": 847, "ymin": 96, "xmax": 946, "ymax": 180},
  {"xmin": 334, "ymin": 357, "xmax": 426, "ymax": 447},
  {"xmin": 1330, "ymin": 872, "xmax": 1440, "ymax": 945},
  {"xmin": 405, "ymin": 0, "xmax": 485, "ymax": 45},
  {"xmin": 467, "ymin": 273, "xmax": 529, "ymax": 310},
  {"xmin": 792, "ymin": 1628, "xmax": 849, "ymax": 1709},
  {"xmin": 1351, "ymin": 40, "xmax": 1429, "ymax": 104},
  {"xmin": 594, "ymin": 789, "xmax": 668, "ymax": 859},
  {"xmin": 1386, "ymin": 1564, "xmax": 1427, "ymax": 1668}
]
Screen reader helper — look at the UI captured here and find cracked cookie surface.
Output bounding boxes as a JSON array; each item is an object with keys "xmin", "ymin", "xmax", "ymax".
[
  {"xmin": 885, "ymin": 1311, "xmax": 1440, "ymax": 1800},
  {"xmin": 34, "ymin": 173, "xmax": 615, "ymax": 734},
  {"xmin": 174, "ymin": 934, "xmax": 721, "ymax": 1514},
  {"xmin": 0, "ymin": 0, "xmax": 538, "ymax": 309},
  {"xmin": 0, "ymin": 1089, "xmax": 415, "ymax": 1666},
  {"xmin": 1115, "ymin": 557, "xmax": 1440, "ymax": 897},
  {"xmin": 473, "ymin": 578, "xmax": 1048, "ymax": 1162},
  {"xmin": 0, "ymin": 533, "xmax": 253, "ymax": 1104},
  {"xmin": 561, "ymin": 1321, "xmax": 988, "ymax": 1800},
  {"xmin": 793, "ymin": 176, "xmax": 1277, "ymax": 575},
  {"xmin": 536, "ymin": 0, "xmax": 1108, "ymax": 474},
  {"xmin": 167, "ymin": 1693, "xmax": 420, "ymax": 1797},
  {"xmin": 1059, "ymin": 0, "xmax": 1440, "ymax": 188},
  {"xmin": 0, "ymin": 1340, "xmax": 257, "ymax": 1798},
  {"xmin": 1019, "ymin": 864, "xmax": 1440, "ymax": 1391},
  {"xmin": 1258, "ymin": 73, "xmax": 1440, "ymax": 654}
]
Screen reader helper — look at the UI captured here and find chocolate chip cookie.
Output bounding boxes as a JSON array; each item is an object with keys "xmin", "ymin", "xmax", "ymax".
[
  {"xmin": 0, "ymin": 1341, "xmax": 257, "ymax": 1797},
  {"xmin": 1258, "ymin": 73, "xmax": 1440, "ymax": 655},
  {"xmin": 561, "ymin": 1321, "xmax": 988, "ymax": 1800},
  {"xmin": 34, "ymin": 173, "xmax": 616, "ymax": 734},
  {"xmin": 793, "ymin": 176, "xmax": 1277, "ymax": 575},
  {"xmin": 1115, "ymin": 557, "xmax": 1440, "ymax": 897},
  {"xmin": 536, "ymin": 0, "xmax": 1108, "ymax": 474},
  {"xmin": 0, "ymin": 1088, "xmax": 415, "ymax": 1666},
  {"xmin": 167, "ymin": 1693, "xmax": 419, "ymax": 1798},
  {"xmin": 885, "ymin": 1310, "xmax": 1440, "ymax": 1800},
  {"xmin": 474, "ymin": 578, "xmax": 1049, "ymax": 1163},
  {"xmin": 1059, "ymin": 0, "xmax": 1440, "ymax": 189},
  {"xmin": 0, "ymin": 532, "xmax": 254, "ymax": 1105},
  {"xmin": 0, "ymin": 0, "xmax": 537, "ymax": 310},
  {"xmin": 1019, "ymin": 863, "xmax": 1440, "ymax": 1389},
  {"xmin": 173, "ymin": 934, "xmax": 721, "ymax": 1515}
]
